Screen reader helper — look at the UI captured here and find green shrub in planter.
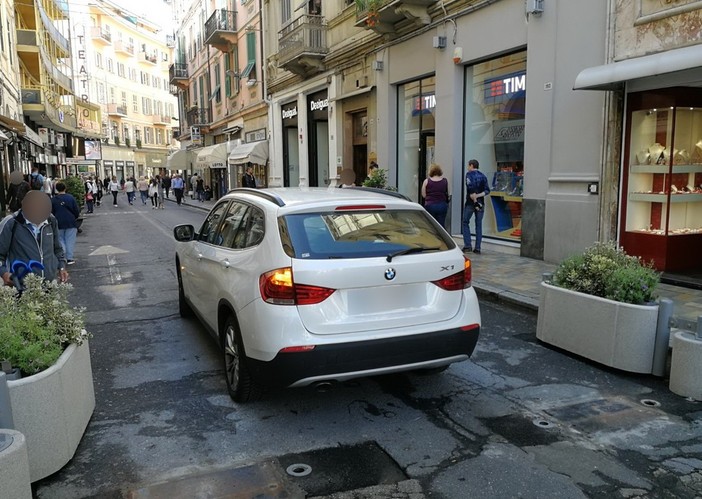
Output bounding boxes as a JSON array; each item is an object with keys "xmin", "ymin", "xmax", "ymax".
[
  {"xmin": 552, "ymin": 242, "xmax": 659, "ymax": 305},
  {"xmin": 61, "ymin": 176, "xmax": 86, "ymax": 209},
  {"xmin": 0, "ymin": 274, "xmax": 89, "ymax": 375},
  {"xmin": 362, "ymin": 168, "xmax": 397, "ymax": 191}
]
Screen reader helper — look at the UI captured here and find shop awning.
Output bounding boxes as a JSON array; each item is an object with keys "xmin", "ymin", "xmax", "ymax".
[
  {"xmin": 0, "ymin": 114, "xmax": 26, "ymax": 133},
  {"xmin": 228, "ymin": 141, "xmax": 268, "ymax": 165},
  {"xmin": 196, "ymin": 143, "xmax": 229, "ymax": 169},
  {"xmin": 574, "ymin": 44, "xmax": 702, "ymax": 91},
  {"xmin": 166, "ymin": 149, "xmax": 189, "ymax": 169}
]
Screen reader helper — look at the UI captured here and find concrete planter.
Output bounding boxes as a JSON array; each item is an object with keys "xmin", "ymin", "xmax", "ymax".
[
  {"xmin": 7, "ymin": 340, "xmax": 95, "ymax": 482},
  {"xmin": 537, "ymin": 283, "xmax": 660, "ymax": 374},
  {"xmin": 0, "ymin": 430, "xmax": 32, "ymax": 499}
]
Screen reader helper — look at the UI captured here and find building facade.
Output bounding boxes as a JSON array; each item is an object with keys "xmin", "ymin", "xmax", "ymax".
[
  {"xmin": 169, "ymin": 0, "xmax": 268, "ymax": 198},
  {"xmin": 70, "ymin": 0, "xmax": 178, "ymax": 181},
  {"xmin": 575, "ymin": 1, "xmax": 702, "ymax": 278},
  {"xmin": 264, "ymin": 0, "xmax": 610, "ymax": 262}
]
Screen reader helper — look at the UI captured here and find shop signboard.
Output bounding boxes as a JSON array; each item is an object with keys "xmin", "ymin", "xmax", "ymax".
[
  {"xmin": 245, "ymin": 128, "xmax": 266, "ymax": 143},
  {"xmin": 85, "ymin": 139, "xmax": 102, "ymax": 160}
]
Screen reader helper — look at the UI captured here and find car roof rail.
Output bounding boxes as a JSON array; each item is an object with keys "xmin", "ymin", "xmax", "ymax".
[
  {"xmin": 228, "ymin": 188, "xmax": 286, "ymax": 207},
  {"xmin": 351, "ymin": 187, "xmax": 412, "ymax": 202}
]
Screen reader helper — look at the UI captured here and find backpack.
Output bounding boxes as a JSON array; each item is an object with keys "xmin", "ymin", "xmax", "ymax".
[
  {"xmin": 30, "ymin": 174, "xmax": 43, "ymax": 191},
  {"xmin": 14, "ymin": 181, "xmax": 30, "ymax": 209}
]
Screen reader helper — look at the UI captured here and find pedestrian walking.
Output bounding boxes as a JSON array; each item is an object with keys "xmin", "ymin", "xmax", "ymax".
[
  {"xmin": 157, "ymin": 176, "xmax": 165, "ymax": 209},
  {"xmin": 124, "ymin": 177, "xmax": 136, "ymax": 205},
  {"xmin": 43, "ymin": 174, "xmax": 53, "ymax": 196},
  {"xmin": 137, "ymin": 176, "xmax": 149, "ymax": 205},
  {"xmin": 190, "ymin": 173, "xmax": 198, "ymax": 200},
  {"xmin": 84, "ymin": 176, "xmax": 98, "ymax": 214},
  {"xmin": 29, "ymin": 166, "xmax": 45, "ymax": 192},
  {"xmin": 148, "ymin": 178, "xmax": 159, "ymax": 209},
  {"xmin": 0, "ymin": 190, "xmax": 69, "ymax": 285},
  {"xmin": 163, "ymin": 175, "xmax": 172, "ymax": 199},
  {"xmin": 108, "ymin": 176, "xmax": 121, "ymax": 206},
  {"xmin": 196, "ymin": 175, "xmax": 205, "ymax": 202},
  {"xmin": 421, "ymin": 164, "xmax": 450, "ymax": 228},
  {"xmin": 95, "ymin": 177, "xmax": 103, "ymax": 207},
  {"xmin": 103, "ymin": 176, "xmax": 110, "ymax": 192},
  {"xmin": 462, "ymin": 159, "xmax": 490, "ymax": 254},
  {"xmin": 6, "ymin": 170, "xmax": 31, "ymax": 212},
  {"xmin": 172, "ymin": 174, "xmax": 185, "ymax": 205},
  {"xmin": 51, "ymin": 182, "xmax": 80, "ymax": 265}
]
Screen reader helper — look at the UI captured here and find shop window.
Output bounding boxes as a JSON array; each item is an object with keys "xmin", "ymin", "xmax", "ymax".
[
  {"xmin": 463, "ymin": 50, "xmax": 527, "ymax": 242},
  {"xmin": 397, "ymin": 76, "xmax": 435, "ymax": 203}
]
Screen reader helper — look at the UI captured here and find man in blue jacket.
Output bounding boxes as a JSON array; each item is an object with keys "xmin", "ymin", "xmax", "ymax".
[
  {"xmin": 0, "ymin": 190, "xmax": 68, "ymax": 285},
  {"xmin": 462, "ymin": 159, "xmax": 491, "ymax": 254},
  {"xmin": 51, "ymin": 182, "xmax": 80, "ymax": 265}
]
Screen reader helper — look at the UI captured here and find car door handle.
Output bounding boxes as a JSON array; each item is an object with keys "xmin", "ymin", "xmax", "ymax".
[{"xmin": 221, "ymin": 260, "xmax": 231, "ymax": 269}]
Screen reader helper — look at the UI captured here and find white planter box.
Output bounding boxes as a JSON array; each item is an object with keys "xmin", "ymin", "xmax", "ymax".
[
  {"xmin": 8, "ymin": 340, "xmax": 95, "ymax": 482},
  {"xmin": 536, "ymin": 283, "xmax": 659, "ymax": 374}
]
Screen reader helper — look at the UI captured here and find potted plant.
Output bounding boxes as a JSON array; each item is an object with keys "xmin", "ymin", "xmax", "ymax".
[
  {"xmin": 136, "ymin": 138, "xmax": 142, "ymax": 148},
  {"xmin": 362, "ymin": 168, "xmax": 396, "ymax": 191},
  {"xmin": 536, "ymin": 242, "xmax": 663, "ymax": 374},
  {"xmin": 114, "ymin": 136, "xmax": 120, "ymax": 146},
  {"xmin": 0, "ymin": 275, "xmax": 94, "ymax": 482}
]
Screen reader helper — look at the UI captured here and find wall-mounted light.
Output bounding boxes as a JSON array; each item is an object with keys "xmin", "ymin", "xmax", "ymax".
[
  {"xmin": 372, "ymin": 60, "xmax": 383, "ymax": 71},
  {"xmin": 526, "ymin": 0, "xmax": 544, "ymax": 17}
]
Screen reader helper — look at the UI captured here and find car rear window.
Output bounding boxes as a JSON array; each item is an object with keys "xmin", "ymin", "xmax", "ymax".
[{"xmin": 279, "ymin": 209, "xmax": 454, "ymax": 259}]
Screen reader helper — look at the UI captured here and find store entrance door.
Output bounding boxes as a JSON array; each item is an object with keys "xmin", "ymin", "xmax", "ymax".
[
  {"xmin": 283, "ymin": 127, "xmax": 299, "ymax": 187},
  {"xmin": 418, "ymin": 132, "xmax": 435, "ymax": 201}
]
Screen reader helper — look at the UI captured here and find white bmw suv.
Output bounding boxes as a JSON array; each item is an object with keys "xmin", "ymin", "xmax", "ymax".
[{"xmin": 174, "ymin": 188, "xmax": 481, "ymax": 402}]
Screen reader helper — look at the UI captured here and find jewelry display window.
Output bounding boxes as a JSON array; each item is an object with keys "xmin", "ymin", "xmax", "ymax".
[
  {"xmin": 626, "ymin": 107, "xmax": 702, "ymax": 237},
  {"xmin": 621, "ymin": 89, "xmax": 702, "ymax": 272}
]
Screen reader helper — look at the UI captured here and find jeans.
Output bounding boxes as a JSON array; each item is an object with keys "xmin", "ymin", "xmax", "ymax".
[
  {"xmin": 174, "ymin": 188, "xmax": 183, "ymax": 205},
  {"xmin": 197, "ymin": 190, "xmax": 205, "ymax": 202},
  {"xmin": 126, "ymin": 191, "xmax": 135, "ymax": 204},
  {"xmin": 165, "ymin": 187, "xmax": 170, "ymax": 198},
  {"xmin": 58, "ymin": 228, "xmax": 77, "ymax": 260},
  {"xmin": 140, "ymin": 190, "xmax": 149, "ymax": 204},
  {"xmin": 85, "ymin": 199, "xmax": 94, "ymax": 213},
  {"xmin": 151, "ymin": 194, "xmax": 159, "ymax": 207},
  {"xmin": 462, "ymin": 203, "xmax": 485, "ymax": 250},
  {"xmin": 112, "ymin": 191, "xmax": 119, "ymax": 205},
  {"xmin": 425, "ymin": 201, "xmax": 448, "ymax": 228}
]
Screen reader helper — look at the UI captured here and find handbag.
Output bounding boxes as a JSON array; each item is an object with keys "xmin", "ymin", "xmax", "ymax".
[{"xmin": 86, "ymin": 192, "xmax": 94, "ymax": 201}]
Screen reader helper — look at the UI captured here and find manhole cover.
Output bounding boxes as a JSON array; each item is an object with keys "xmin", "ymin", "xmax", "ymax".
[
  {"xmin": 640, "ymin": 399, "xmax": 661, "ymax": 408},
  {"xmin": 532, "ymin": 418, "xmax": 555, "ymax": 429},
  {"xmin": 286, "ymin": 463, "xmax": 312, "ymax": 477}
]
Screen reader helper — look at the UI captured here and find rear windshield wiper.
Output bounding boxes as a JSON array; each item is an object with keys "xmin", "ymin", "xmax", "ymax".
[{"xmin": 386, "ymin": 246, "xmax": 441, "ymax": 262}]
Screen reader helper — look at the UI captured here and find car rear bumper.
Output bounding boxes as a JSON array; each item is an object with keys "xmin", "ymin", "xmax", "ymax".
[{"xmin": 246, "ymin": 325, "xmax": 480, "ymax": 388}]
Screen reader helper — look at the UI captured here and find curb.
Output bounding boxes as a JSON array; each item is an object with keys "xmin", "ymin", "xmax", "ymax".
[
  {"xmin": 473, "ymin": 283, "xmax": 539, "ymax": 312},
  {"xmin": 164, "ymin": 197, "xmax": 211, "ymax": 212}
]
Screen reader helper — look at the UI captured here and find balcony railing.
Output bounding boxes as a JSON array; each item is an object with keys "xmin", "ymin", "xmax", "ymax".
[
  {"xmin": 278, "ymin": 14, "xmax": 328, "ymax": 75},
  {"xmin": 107, "ymin": 103, "xmax": 128, "ymax": 116},
  {"xmin": 152, "ymin": 114, "xmax": 171, "ymax": 125},
  {"xmin": 205, "ymin": 9, "xmax": 237, "ymax": 50},
  {"xmin": 169, "ymin": 62, "xmax": 188, "ymax": 86},
  {"xmin": 187, "ymin": 107, "xmax": 211, "ymax": 127},
  {"xmin": 114, "ymin": 40, "xmax": 135, "ymax": 56},
  {"xmin": 90, "ymin": 26, "xmax": 111, "ymax": 44},
  {"xmin": 139, "ymin": 51, "xmax": 158, "ymax": 65}
]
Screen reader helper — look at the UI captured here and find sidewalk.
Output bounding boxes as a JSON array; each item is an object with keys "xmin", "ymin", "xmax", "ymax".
[{"xmin": 166, "ymin": 194, "xmax": 702, "ymax": 324}]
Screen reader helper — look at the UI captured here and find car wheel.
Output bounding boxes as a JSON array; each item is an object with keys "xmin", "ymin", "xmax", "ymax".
[
  {"xmin": 177, "ymin": 265, "xmax": 193, "ymax": 318},
  {"xmin": 222, "ymin": 316, "xmax": 261, "ymax": 403}
]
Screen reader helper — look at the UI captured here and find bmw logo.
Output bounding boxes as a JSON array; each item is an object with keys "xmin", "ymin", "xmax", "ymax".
[{"xmin": 384, "ymin": 268, "xmax": 396, "ymax": 281}]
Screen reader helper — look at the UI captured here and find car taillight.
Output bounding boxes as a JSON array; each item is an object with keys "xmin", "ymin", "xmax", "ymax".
[
  {"xmin": 259, "ymin": 267, "xmax": 335, "ymax": 305},
  {"xmin": 433, "ymin": 257, "xmax": 472, "ymax": 291}
]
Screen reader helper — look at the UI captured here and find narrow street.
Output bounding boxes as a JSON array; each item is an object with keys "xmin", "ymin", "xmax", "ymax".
[{"xmin": 33, "ymin": 198, "xmax": 702, "ymax": 499}]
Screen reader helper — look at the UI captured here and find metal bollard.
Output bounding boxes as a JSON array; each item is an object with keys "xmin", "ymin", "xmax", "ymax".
[
  {"xmin": 0, "ymin": 372, "xmax": 14, "ymax": 430},
  {"xmin": 542, "ymin": 272, "xmax": 553, "ymax": 283},
  {"xmin": 652, "ymin": 298, "xmax": 673, "ymax": 377}
]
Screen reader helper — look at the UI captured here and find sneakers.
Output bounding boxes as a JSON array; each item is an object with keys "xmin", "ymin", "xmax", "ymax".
[
  {"xmin": 67, "ymin": 260, "xmax": 75, "ymax": 265},
  {"xmin": 473, "ymin": 249, "xmax": 481, "ymax": 254},
  {"xmin": 462, "ymin": 247, "xmax": 472, "ymax": 253}
]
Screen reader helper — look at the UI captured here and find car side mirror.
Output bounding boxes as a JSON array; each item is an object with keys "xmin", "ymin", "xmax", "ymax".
[{"xmin": 174, "ymin": 224, "xmax": 195, "ymax": 242}]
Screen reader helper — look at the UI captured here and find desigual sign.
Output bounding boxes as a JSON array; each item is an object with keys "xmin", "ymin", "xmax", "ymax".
[
  {"xmin": 310, "ymin": 98, "xmax": 329, "ymax": 112},
  {"xmin": 282, "ymin": 106, "xmax": 298, "ymax": 120}
]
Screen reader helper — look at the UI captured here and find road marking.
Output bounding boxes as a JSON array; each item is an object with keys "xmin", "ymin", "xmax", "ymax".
[
  {"xmin": 90, "ymin": 245, "xmax": 130, "ymax": 256},
  {"xmin": 107, "ymin": 254, "xmax": 122, "ymax": 284}
]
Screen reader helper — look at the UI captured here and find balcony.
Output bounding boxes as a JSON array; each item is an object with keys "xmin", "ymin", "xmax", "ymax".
[
  {"xmin": 107, "ymin": 103, "xmax": 128, "ymax": 117},
  {"xmin": 152, "ymin": 114, "xmax": 171, "ymax": 125},
  {"xmin": 187, "ymin": 107, "xmax": 211, "ymax": 127},
  {"xmin": 204, "ymin": 9, "xmax": 237, "ymax": 52},
  {"xmin": 114, "ymin": 40, "xmax": 135, "ymax": 56},
  {"xmin": 278, "ymin": 14, "xmax": 328, "ymax": 76},
  {"xmin": 169, "ymin": 63, "xmax": 188, "ymax": 89},
  {"xmin": 90, "ymin": 26, "xmax": 112, "ymax": 45},
  {"xmin": 139, "ymin": 51, "xmax": 158, "ymax": 65},
  {"xmin": 355, "ymin": 0, "xmax": 436, "ymax": 34}
]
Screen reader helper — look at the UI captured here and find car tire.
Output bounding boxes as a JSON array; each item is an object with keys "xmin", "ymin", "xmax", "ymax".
[
  {"xmin": 177, "ymin": 265, "xmax": 193, "ymax": 318},
  {"xmin": 222, "ymin": 316, "xmax": 261, "ymax": 403}
]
